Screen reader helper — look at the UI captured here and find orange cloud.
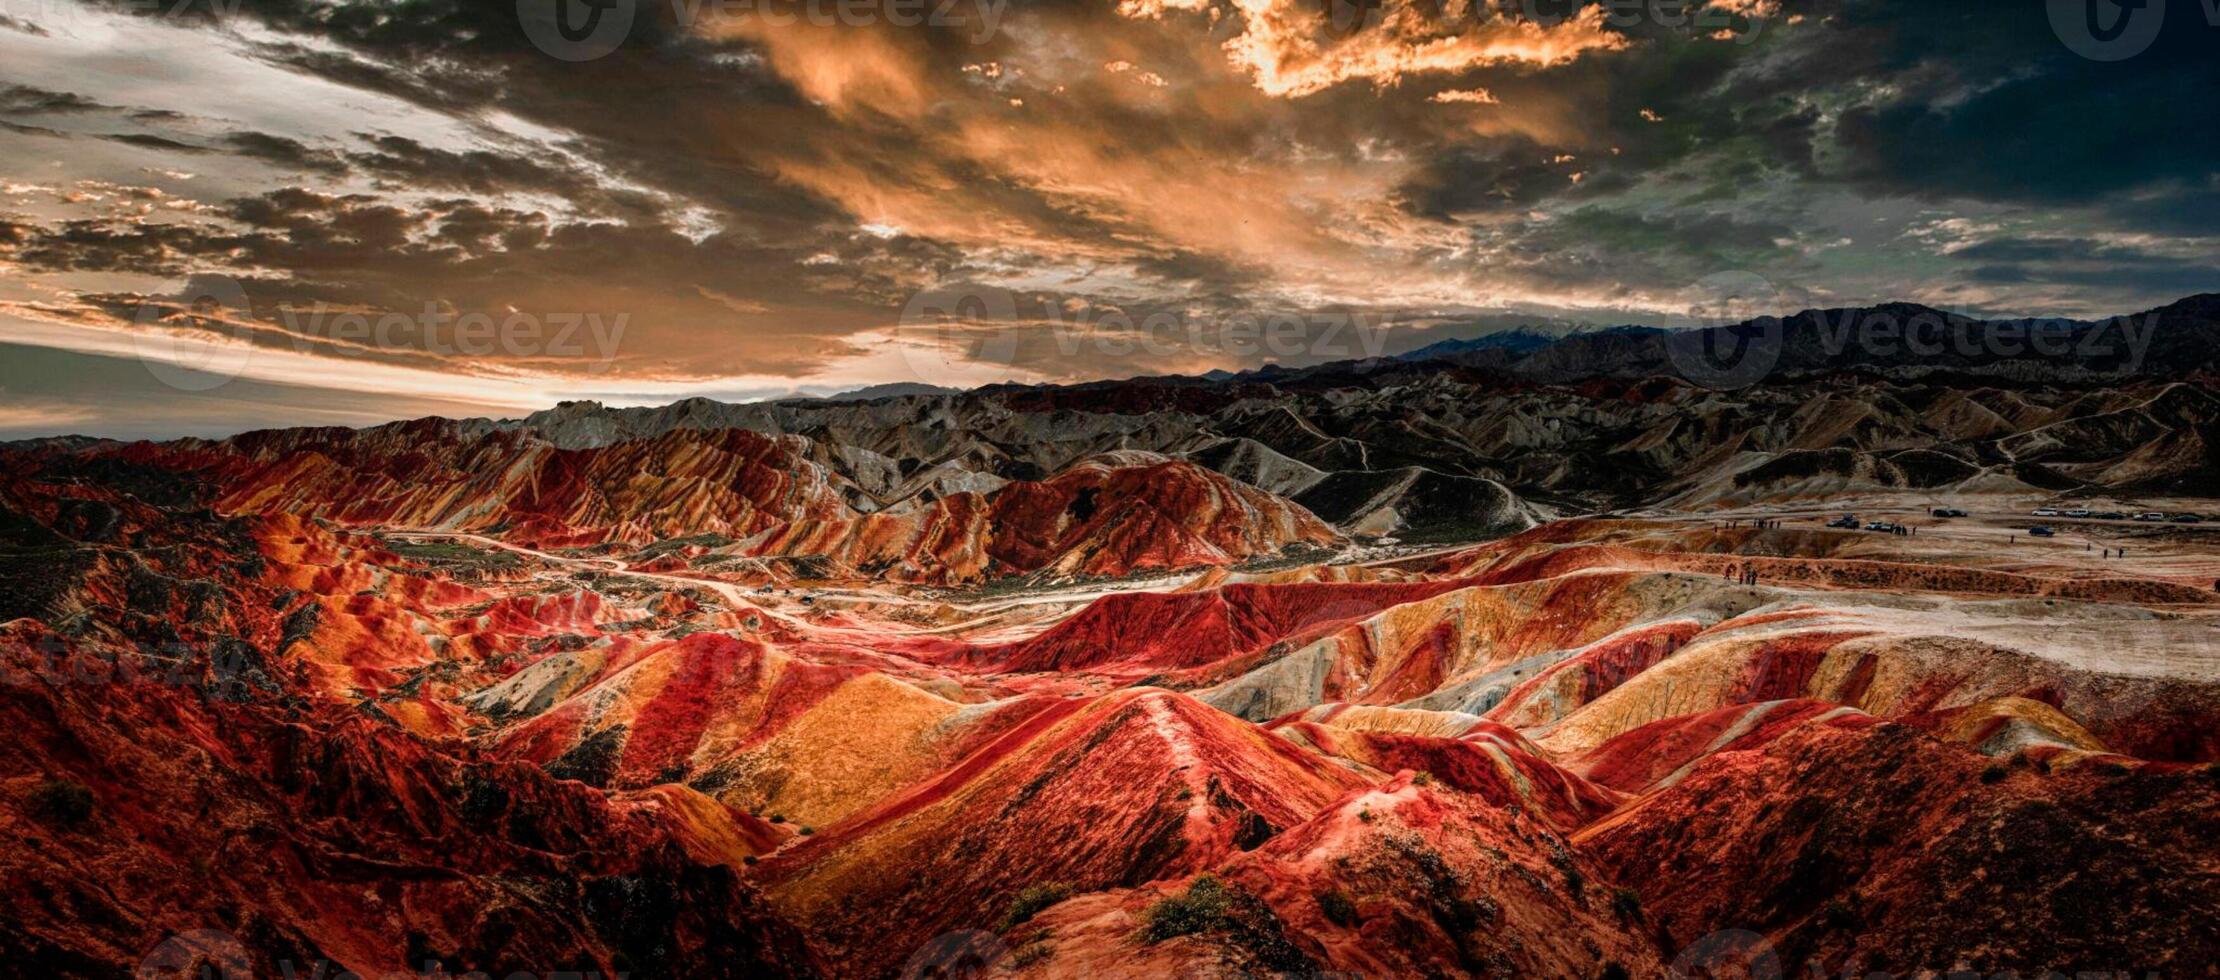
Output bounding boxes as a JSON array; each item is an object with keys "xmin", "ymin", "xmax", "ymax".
[
  {"xmin": 706, "ymin": 18, "xmax": 933, "ymax": 119},
  {"xmin": 1429, "ymin": 87, "xmax": 1499, "ymax": 104},
  {"xmin": 1127, "ymin": 0, "xmax": 1628, "ymax": 98}
]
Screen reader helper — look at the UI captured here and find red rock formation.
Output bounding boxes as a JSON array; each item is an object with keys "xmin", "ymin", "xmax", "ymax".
[
  {"xmin": 993, "ymin": 774, "xmax": 1663, "ymax": 978},
  {"xmin": 1579, "ymin": 719, "xmax": 2220, "ymax": 976},
  {"xmin": 112, "ymin": 424, "xmax": 1341, "ymax": 585},
  {"xmin": 757, "ymin": 688, "xmax": 1367, "ymax": 975}
]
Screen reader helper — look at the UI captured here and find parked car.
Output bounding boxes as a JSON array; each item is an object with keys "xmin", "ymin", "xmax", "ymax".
[
  {"xmin": 2032, "ymin": 508, "xmax": 2061, "ymax": 517},
  {"xmin": 2028, "ymin": 526, "xmax": 2056, "ymax": 537},
  {"xmin": 2174, "ymin": 514, "xmax": 2205, "ymax": 524},
  {"xmin": 2064, "ymin": 509, "xmax": 2093, "ymax": 519},
  {"xmin": 1827, "ymin": 514, "xmax": 1860, "ymax": 529},
  {"xmin": 2093, "ymin": 511, "xmax": 2127, "ymax": 520},
  {"xmin": 1932, "ymin": 507, "xmax": 1967, "ymax": 518},
  {"xmin": 2134, "ymin": 512, "xmax": 2167, "ymax": 522}
]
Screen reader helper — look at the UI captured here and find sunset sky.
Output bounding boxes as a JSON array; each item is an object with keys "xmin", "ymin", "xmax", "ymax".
[{"xmin": 2, "ymin": 0, "xmax": 2216, "ymax": 438}]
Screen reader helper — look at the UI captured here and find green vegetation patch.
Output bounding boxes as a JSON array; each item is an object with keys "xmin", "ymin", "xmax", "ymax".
[{"xmin": 998, "ymin": 882, "xmax": 1073, "ymax": 931}]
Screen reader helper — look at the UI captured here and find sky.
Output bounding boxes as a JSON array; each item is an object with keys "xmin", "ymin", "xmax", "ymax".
[{"xmin": 0, "ymin": 0, "xmax": 2217, "ymax": 439}]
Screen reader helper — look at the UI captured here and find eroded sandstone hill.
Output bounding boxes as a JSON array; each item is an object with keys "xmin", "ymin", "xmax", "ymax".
[
  {"xmin": 36, "ymin": 299, "xmax": 2220, "ymax": 589},
  {"xmin": 5, "ymin": 302, "xmax": 2220, "ymax": 977}
]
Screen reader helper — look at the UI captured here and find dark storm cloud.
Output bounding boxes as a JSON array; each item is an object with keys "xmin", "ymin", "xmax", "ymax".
[
  {"xmin": 2109, "ymin": 181, "xmax": 2220, "ymax": 238},
  {"xmin": 1955, "ymin": 236, "xmax": 2220, "ymax": 297},
  {"xmin": 1777, "ymin": 0, "xmax": 2216, "ymax": 203},
  {"xmin": 1398, "ymin": 140, "xmax": 1582, "ymax": 220},
  {"xmin": 0, "ymin": 85, "xmax": 110, "ymax": 114},
  {"xmin": 11, "ymin": 219, "xmax": 219, "ymax": 274},
  {"xmin": 102, "ymin": 132, "xmax": 214, "ymax": 154},
  {"xmin": 223, "ymin": 131, "xmax": 351, "ymax": 175}
]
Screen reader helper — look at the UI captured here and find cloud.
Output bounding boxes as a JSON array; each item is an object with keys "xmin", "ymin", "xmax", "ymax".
[
  {"xmin": 1430, "ymin": 87, "xmax": 1498, "ymax": 104},
  {"xmin": 0, "ymin": 0, "xmax": 2214, "ymax": 439},
  {"xmin": 1122, "ymin": 0, "xmax": 1629, "ymax": 98},
  {"xmin": 0, "ymin": 85, "xmax": 109, "ymax": 114},
  {"xmin": 223, "ymin": 131, "xmax": 350, "ymax": 175}
]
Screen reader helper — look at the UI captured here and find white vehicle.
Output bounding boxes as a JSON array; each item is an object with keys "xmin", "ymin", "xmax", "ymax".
[
  {"xmin": 2064, "ymin": 509, "xmax": 2093, "ymax": 519},
  {"xmin": 2134, "ymin": 512, "xmax": 2167, "ymax": 522},
  {"xmin": 2032, "ymin": 508, "xmax": 2060, "ymax": 517}
]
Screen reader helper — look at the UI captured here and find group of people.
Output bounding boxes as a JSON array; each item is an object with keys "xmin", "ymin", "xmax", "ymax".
[
  {"xmin": 1721, "ymin": 518, "xmax": 1784, "ymax": 529},
  {"xmin": 1724, "ymin": 564, "xmax": 1760, "ymax": 586}
]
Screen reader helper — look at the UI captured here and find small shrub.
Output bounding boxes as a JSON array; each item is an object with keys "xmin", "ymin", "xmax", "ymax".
[
  {"xmin": 741, "ymin": 855, "xmax": 758, "ymax": 866},
  {"xmin": 1316, "ymin": 889, "xmax": 1358, "ymax": 927},
  {"xmin": 27, "ymin": 778, "xmax": 94, "ymax": 828},
  {"xmin": 1009, "ymin": 940, "xmax": 1055, "ymax": 968},
  {"xmin": 1140, "ymin": 875, "xmax": 1315, "ymax": 971},
  {"xmin": 998, "ymin": 883, "xmax": 1073, "ymax": 931},
  {"xmin": 799, "ymin": 826, "xmax": 815, "ymax": 836},
  {"xmin": 1980, "ymin": 762, "xmax": 2008, "ymax": 784},
  {"xmin": 1610, "ymin": 886, "xmax": 1642, "ymax": 922},
  {"xmin": 1549, "ymin": 850, "xmax": 1586, "ymax": 902},
  {"xmin": 768, "ymin": 814, "xmax": 786, "ymax": 824},
  {"xmin": 1411, "ymin": 771, "xmax": 1434, "ymax": 787},
  {"xmin": 1819, "ymin": 896, "xmax": 1861, "ymax": 930},
  {"xmin": 1356, "ymin": 808, "xmax": 1374, "ymax": 824},
  {"xmin": 1141, "ymin": 875, "xmax": 1233, "ymax": 942}
]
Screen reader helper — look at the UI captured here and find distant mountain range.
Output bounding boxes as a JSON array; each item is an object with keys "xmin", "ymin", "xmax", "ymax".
[
  {"xmin": 1184, "ymin": 293, "xmax": 2220, "ymax": 388},
  {"xmin": 8, "ymin": 294, "xmax": 2212, "ymax": 586}
]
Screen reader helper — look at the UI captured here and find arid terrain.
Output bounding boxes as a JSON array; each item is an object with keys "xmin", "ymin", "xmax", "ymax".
[{"xmin": 5, "ymin": 307, "xmax": 2220, "ymax": 978}]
